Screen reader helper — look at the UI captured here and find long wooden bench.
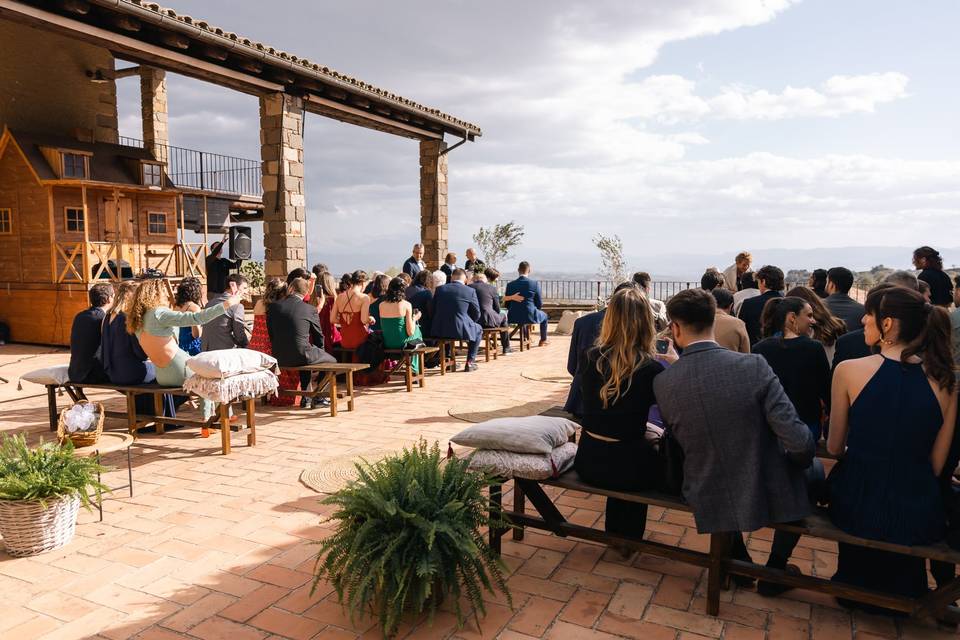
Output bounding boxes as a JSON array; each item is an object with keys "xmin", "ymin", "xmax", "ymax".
[
  {"xmin": 277, "ymin": 362, "xmax": 368, "ymax": 416},
  {"xmin": 53, "ymin": 382, "xmax": 255, "ymax": 455},
  {"xmin": 383, "ymin": 346, "xmax": 439, "ymax": 392},
  {"xmin": 489, "ymin": 472, "xmax": 960, "ymax": 623},
  {"xmin": 481, "ymin": 327, "xmax": 509, "ymax": 362}
]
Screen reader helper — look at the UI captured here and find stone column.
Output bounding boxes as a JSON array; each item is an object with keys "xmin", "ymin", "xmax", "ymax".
[
  {"xmin": 94, "ymin": 79, "xmax": 119, "ymax": 144},
  {"xmin": 419, "ymin": 139, "xmax": 448, "ymax": 270},
  {"xmin": 260, "ymin": 92, "xmax": 306, "ymax": 280},
  {"xmin": 140, "ymin": 66, "xmax": 168, "ymax": 160}
]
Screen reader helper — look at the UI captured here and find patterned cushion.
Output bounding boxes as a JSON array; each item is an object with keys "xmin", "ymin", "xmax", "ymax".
[
  {"xmin": 450, "ymin": 416, "xmax": 577, "ymax": 454},
  {"xmin": 466, "ymin": 442, "xmax": 578, "ymax": 480}
]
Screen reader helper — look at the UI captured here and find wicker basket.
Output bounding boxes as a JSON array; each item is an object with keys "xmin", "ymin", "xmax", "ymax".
[
  {"xmin": 0, "ymin": 495, "xmax": 81, "ymax": 557},
  {"xmin": 57, "ymin": 401, "xmax": 104, "ymax": 448}
]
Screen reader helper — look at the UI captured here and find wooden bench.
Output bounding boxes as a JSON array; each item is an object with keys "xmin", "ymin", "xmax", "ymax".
[
  {"xmin": 482, "ymin": 327, "xmax": 509, "ymax": 362},
  {"xmin": 432, "ymin": 338, "xmax": 461, "ymax": 374},
  {"xmin": 383, "ymin": 346, "xmax": 439, "ymax": 392},
  {"xmin": 489, "ymin": 473, "xmax": 960, "ymax": 623},
  {"xmin": 53, "ymin": 382, "xmax": 255, "ymax": 455},
  {"xmin": 277, "ymin": 362, "xmax": 368, "ymax": 416},
  {"xmin": 509, "ymin": 324, "xmax": 533, "ymax": 352}
]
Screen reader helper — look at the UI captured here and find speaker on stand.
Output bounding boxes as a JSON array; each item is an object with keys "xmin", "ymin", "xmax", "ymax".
[{"xmin": 229, "ymin": 225, "xmax": 252, "ymax": 261}]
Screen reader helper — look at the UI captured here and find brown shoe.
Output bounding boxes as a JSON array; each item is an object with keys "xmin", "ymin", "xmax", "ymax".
[{"xmin": 539, "ymin": 340, "xmax": 549, "ymax": 347}]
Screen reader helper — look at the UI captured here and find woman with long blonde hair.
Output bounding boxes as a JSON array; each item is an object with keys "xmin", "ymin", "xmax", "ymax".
[
  {"xmin": 574, "ymin": 286, "xmax": 674, "ymax": 541},
  {"xmin": 128, "ymin": 278, "xmax": 241, "ymax": 418}
]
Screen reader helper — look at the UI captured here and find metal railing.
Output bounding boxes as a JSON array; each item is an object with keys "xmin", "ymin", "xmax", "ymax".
[{"xmin": 119, "ymin": 136, "xmax": 262, "ymax": 197}]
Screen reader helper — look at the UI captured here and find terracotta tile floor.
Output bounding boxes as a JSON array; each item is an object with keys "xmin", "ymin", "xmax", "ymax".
[{"xmin": 0, "ymin": 338, "xmax": 951, "ymax": 639}]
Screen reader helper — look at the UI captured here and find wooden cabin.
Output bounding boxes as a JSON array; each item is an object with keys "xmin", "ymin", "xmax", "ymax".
[{"xmin": 0, "ymin": 127, "xmax": 203, "ymax": 345}]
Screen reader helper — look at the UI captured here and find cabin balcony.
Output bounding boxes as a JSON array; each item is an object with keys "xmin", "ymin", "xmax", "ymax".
[{"xmin": 54, "ymin": 239, "xmax": 207, "ymax": 288}]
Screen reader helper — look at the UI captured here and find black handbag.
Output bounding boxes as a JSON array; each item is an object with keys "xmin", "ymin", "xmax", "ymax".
[{"xmin": 659, "ymin": 426, "xmax": 685, "ymax": 497}]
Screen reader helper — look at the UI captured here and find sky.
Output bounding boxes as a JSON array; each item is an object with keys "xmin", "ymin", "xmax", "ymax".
[{"xmin": 115, "ymin": 0, "xmax": 960, "ymax": 277}]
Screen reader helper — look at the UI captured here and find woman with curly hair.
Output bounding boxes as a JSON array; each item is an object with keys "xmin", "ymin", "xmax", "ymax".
[
  {"xmin": 128, "ymin": 278, "xmax": 241, "ymax": 418},
  {"xmin": 173, "ymin": 277, "xmax": 204, "ymax": 356},
  {"xmin": 786, "ymin": 285, "xmax": 847, "ymax": 362}
]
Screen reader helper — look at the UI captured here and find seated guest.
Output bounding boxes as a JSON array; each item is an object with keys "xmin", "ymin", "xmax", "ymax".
[
  {"xmin": 565, "ymin": 282, "xmax": 638, "ymax": 415},
  {"xmin": 754, "ymin": 297, "xmax": 831, "ymax": 441},
  {"xmin": 363, "ymin": 271, "xmax": 385, "ymax": 296},
  {"xmin": 722, "ymin": 251, "xmax": 752, "ymax": 292},
  {"xmin": 700, "ymin": 269, "xmax": 725, "ymax": 292},
  {"xmin": 786, "ymin": 286, "xmax": 846, "ymax": 362},
  {"xmin": 809, "ymin": 269, "xmax": 829, "ymax": 299},
  {"xmin": 204, "ymin": 233, "xmax": 241, "ymax": 298},
  {"xmin": 402, "ymin": 243, "xmax": 426, "ymax": 278},
  {"xmin": 267, "ymin": 277, "xmax": 335, "ymax": 409},
  {"xmin": 824, "ymin": 267, "xmax": 865, "ymax": 331},
  {"xmin": 173, "ymin": 277, "xmax": 203, "ymax": 356},
  {"xmin": 464, "ymin": 247, "xmax": 485, "ymax": 274},
  {"xmin": 338, "ymin": 273, "xmax": 352, "ymax": 294},
  {"xmin": 575, "ymin": 287, "xmax": 672, "ymax": 541},
  {"xmin": 738, "ymin": 265, "xmax": 785, "ymax": 345},
  {"xmin": 733, "ymin": 271, "xmax": 761, "ymax": 316},
  {"xmin": 632, "ymin": 272, "xmax": 668, "ymax": 331},
  {"xmin": 440, "ymin": 252, "xmax": 458, "ymax": 283},
  {"xmin": 470, "ymin": 267, "xmax": 512, "ymax": 355},
  {"xmin": 333, "ymin": 270, "xmax": 373, "ymax": 351},
  {"xmin": 914, "ymin": 246, "xmax": 954, "ymax": 308},
  {"xmin": 68, "ymin": 283, "xmax": 114, "ymax": 384},
  {"xmin": 406, "ymin": 269, "xmax": 430, "ymax": 302},
  {"xmin": 430, "ymin": 268, "xmax": 483, "ymax": 371},
  {"xmin": 655, "ymin": 289, "xmax": 816, "ymax": 592},
  {"xmin": 367, "ymin": 274, "xmax": 391, "ymax": 329},
  {"xmin": 412, "ymin": 271, "xmax": 445, "ymax": 337},
  {"xmin": 828, "ymin": 285, "xmax": 957, "ymax": 605},
  {"xmin": 318, "ymin": 272, "xmax": 342, "ymax": 356},
  {"xmin": 710, "ymin": 288, "xmax": 750, "ymax": 353},
  {"xmin": 832, "ymin": 271, "xmax": 920, "ymax": 369},
  {"xmin": 379, "ymin": 277, "xmax": 425, "ymax": 372},
  {"xmin": 250, "ymin": 279, "xmax": 297, "ymax": 407},
  {"xmin": 202, "ymin": 274, "xmax": 249, "ymax": 352},
  {"xmin": 506, "ymin": 261, "xmax": 549, "ymax": 346}
]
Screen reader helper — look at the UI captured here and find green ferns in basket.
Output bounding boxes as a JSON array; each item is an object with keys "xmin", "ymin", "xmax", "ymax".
[
  {"xmin": 312, "ymin": 440, "xmax": 511, "ymax": 639},
  {"xmin": 0, "ymin": 435, "xmax": 107, "ymax": 507}
]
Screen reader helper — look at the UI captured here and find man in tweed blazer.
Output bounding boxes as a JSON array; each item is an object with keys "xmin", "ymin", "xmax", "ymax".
[{"xmin": 654, "ymin": 289, "xmax": 817, "ymax": 593}]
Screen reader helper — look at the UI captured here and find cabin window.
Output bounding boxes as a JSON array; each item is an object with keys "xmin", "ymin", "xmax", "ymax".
[
  {"xmin": 0, "ymin": 209, "xmax": 11, "ymax": 234},
  {"xmin": 142, "ymin": 163, "xmax": 162, "ymax": 187},
  {"xmin": 62, "ymin": 153, "xmax": 88, "ymax": 179},
  {"xmin": 64, "ymin": 207, "xmax": 85, "ymax": 233},
  {"xmin": 147, "ymin": 212, "xmax": 167, "ymax": 235}
]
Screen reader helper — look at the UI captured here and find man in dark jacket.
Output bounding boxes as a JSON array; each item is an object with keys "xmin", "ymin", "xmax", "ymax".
[
  {"xmin": 505, "ymin": 261, "xmax": 550, "ymax": 346},
  {"xmin": 68, "ymin": 283, "xmax": 114, "ymax": 383},
  {"xmin": 402, "ymin": 244, "xmax": 426, "ymax": 278},
  {"xmin": 205, "ymin": 233, "xmax": 242, "ymax": 298},
  {"xmin": 737, "ymin": 265, "xmax": 785, "ymax": 345},
  {"xmin": 439, "ymin": 252, "xmax": 458, "ymax": 283},
  {"xmin": 430, "ymin": 269, "xmax": 482, "ymax": 371},
  {"xmin": 469, "ymin": 269, "xmax": 512, "ymax": 355},
  {"xmin": 266, "ymin": 277, "xmax": 334, "ymax": 409},
  {"xmin": 464, "ymin": 248, "xmax": 486, "ymax": 274},
  {"xmin": 824, "ymin": 267, "xmax": 866, "ymax": 331}
]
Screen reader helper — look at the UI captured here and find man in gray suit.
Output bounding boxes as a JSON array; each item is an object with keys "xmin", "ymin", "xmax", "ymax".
[{"xmin": 654, "ymin": 289, "xmax": 818, "ymax": 595}]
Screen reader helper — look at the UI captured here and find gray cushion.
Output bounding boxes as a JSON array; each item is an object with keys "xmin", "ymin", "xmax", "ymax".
[{"xmin": 450, "ymin": 416, "xmax": 577, "ymax": 454}]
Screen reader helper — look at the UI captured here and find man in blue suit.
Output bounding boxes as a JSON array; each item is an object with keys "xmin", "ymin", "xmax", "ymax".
[
  {"xmin": 505, "ymin": 261, "xmax": 549, "ymax": 346},
  {"xmin": 429, "ymin": 268, "xmax": 483, "ymax": 371}
]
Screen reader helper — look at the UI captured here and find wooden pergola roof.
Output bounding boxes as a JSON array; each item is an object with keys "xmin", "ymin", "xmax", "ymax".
[{"xmin": 0, "ymin": 0, "xmax": 481, "ymax": 142}]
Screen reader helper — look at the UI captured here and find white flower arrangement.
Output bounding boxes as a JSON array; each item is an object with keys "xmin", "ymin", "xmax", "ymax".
[{"xmin": 63, "ymin": 403, "xmax": 99, "ymax": 433}]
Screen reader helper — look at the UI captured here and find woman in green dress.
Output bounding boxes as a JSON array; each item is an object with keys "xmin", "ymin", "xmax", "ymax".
[{"xmin": 378, "ymin": 277, "xmax": 424, "ymax": 372}]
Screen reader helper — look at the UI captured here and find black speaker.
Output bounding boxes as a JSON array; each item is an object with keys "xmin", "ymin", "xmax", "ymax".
[{"xmin": 229, "ymin": 225, "xmax": 252, "ymax": 260}]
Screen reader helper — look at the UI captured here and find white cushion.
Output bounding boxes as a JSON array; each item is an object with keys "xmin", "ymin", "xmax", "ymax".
[
  {"xmin": 555, "ymin": 310, "xmax": 583, "ymax": 335},
  {"xmin": 450, "ymin": 416, "xmax": 577, "ymax": 455},
  {"xmin": 187, "ymin": 349, "xmax": 277, "ymax": 379},
  {"xmin": 182, "ymin": 369, "xmax": 279, "ymax": 403},
  {"xmin": 466, "ymin": 442, "xmax": 578, "ymax": 480},
  {"xmin": 20, "ymin": 365, "xmax": 70, "ymax": 386}
]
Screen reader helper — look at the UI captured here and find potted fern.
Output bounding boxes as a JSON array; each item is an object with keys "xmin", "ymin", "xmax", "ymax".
[
  {"xmin": 0, "ymin": 434, "xmax": 107, "ymax": 557},
  {"xmin": 313, "ymin": 440, "xmax": 511, "ymax": 639}
]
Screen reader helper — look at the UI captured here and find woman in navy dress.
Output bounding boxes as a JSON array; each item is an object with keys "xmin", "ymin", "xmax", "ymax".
[{"xmin": 828, "ymin": 284, "xmax": 957, "ymax": 607}]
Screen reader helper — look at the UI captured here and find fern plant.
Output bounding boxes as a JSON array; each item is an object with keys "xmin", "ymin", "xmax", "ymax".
[
  {"xmin": 312, "ymin": 440, "xmax": 511, "ymax": 639},
  {"xmin": 0, "ymin": 435, "xmax": 107, "ymax": 508}
]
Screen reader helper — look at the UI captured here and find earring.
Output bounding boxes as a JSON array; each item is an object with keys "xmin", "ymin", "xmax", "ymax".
[{"xmin": 880, "ymin": 338, "xmax": 895, "ymax": 345}]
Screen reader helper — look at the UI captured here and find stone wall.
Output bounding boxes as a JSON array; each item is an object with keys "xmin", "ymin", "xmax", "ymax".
[{"xmin": 140, "ymin": 67, "xmax": 168, "ymax": 160}]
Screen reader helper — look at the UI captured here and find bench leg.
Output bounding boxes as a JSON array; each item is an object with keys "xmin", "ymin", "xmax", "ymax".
[
  {"xmin": 707, "ymin": 533, "xmax": 731, "ymax": 616},
  {"xmin": 418, "ymin": 353, "xmax": 426, "ymax": 388},
  {"xmin": 219, "ymin": 403, "xmax": 231, "ymax": 455},
  {"xmin": 512, "ymin": 480, "xmax": 526, "ymax": 541},
  {"xmin": 125, "ymin": 392, "xmax": 138, "ymax": 435},
  {"xmin": 329, "ymin": 373, "xmax": 338, "ymax": 417},
  {"xmin": 47, "ymin": 386, "xmax": 58, "ymax": 432},
  {"xmin": 152, "ymin": 393, "xmax": 165, "ymax": 435},
  {"xmin": 439, "ymin": 344, "xmax": 447, "ymax": 376},
  {"xmin": 346, "ymin": 372, "xmax": 355, "ymax": 411},
  {"xmin": 405, "ymin": 355, "xmax": 413, "ymax": 392},
  {"xmin": 484, "ymin": 334, "xmax": 491, "ymax": 362},
  {"xmin": 246, "ymin": 398, "xmax": 256, "ymax": 447},
  {"xmin": 489, "ymin": 483, "xmax": 503, "ymax": 555}
]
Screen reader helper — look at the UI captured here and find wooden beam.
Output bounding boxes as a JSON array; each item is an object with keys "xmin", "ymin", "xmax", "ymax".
[
  {"xmin": 305, "ymin": 94, "xmax": 442, "ymax": 140},
  {"xmin": 200, "ymin": 45, "xmax": 228, "ymax": 62},
  {"xmin": 59, "ymin": 0, "xmax": 89, "ymax": 15},
  {"xmin": 158, "ymin": 31, "xmax": 190, "ymax": 50},
  {"xmin": 235, "ymin": 58, "xmax": 263, "ymax": 74},
  {"xmin": 268, "ymin": 68, "xmax": 296, "ymax": 84},
  {"xmin": 113, "ymin": 65, "xmax": 141, "ymax": 79},
  {"xmin": 110, "ymin": 14, "xmax": 140, "ymax": 32}
]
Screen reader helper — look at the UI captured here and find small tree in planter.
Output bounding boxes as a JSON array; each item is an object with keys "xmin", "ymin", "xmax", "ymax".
[
  {"xmin": 0, "ymin": 435, "xmax": 107, "ymax": 557},
  {"xmin": 313, "ymin": 440, "xmax": 511, "ymax": 638}
]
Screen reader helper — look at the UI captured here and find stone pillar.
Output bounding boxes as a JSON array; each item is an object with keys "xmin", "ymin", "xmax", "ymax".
[
  {"xmin": 259, "ymin": 92, "xmax": 306, "ymax": 280},
  {"xmin": 94, "ymin": 78, "xmax": 119, "ymax": 144},
  {"xmin": 419, "ymin": 139, "xmax": 448, "ymax": 270},
  {"xmin": 140, "ymin": 67, "xmax": 168, "ymax": 160}
]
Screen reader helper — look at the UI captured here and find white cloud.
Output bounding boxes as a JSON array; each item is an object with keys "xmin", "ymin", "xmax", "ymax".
[{"xmin": 630, "ymin": 72, "xmax": 910, "ymax": 123}]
